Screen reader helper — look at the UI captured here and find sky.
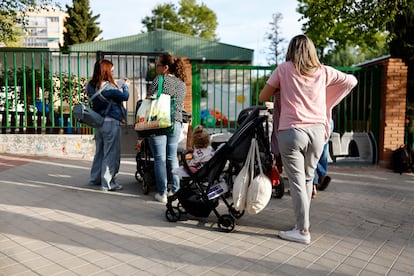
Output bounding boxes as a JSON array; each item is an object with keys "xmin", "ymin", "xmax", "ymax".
[{"xmin": 56, "ymin": 0, "xmax": 304, "ymax": 65}]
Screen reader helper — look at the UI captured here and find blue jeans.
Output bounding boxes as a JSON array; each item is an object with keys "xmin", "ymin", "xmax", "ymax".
[
  {"xmin": 314, "ymin": 121, "xmax": 333, "ymax": 184},
  {"xmin": 89, "ymin": 118, "xmax": 121, "ymax": 189},
  {"xmin": 313, "ymin": 142, "xmax": 328, "ymax": 184},
  {"xmin": 148, "ymin": 122, "xmax": 181, "ymax": 195}
]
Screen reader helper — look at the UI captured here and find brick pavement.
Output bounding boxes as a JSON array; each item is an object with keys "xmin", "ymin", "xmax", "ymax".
[{"xmin": 0, "ymin": 154, "xmax": 413, "ymax": 275}]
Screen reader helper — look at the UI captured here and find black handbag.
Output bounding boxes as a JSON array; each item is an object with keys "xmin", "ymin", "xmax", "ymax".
[{"xmin": 73, "ymin": 83, "xmax": 110, "ymax": 128}]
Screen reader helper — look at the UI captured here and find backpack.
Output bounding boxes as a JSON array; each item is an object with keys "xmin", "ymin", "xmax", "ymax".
[{"xmin": 391, "ymin": 145, "xmax": 413, "ymax": 174}]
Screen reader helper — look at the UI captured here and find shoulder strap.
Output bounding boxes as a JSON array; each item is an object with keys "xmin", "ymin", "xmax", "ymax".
[
  {"xmin": 156, "ymin": 75, "xmax": 164, "ymax": 99},
  {"xmin": 88, "ymin": 82, "xmax": 110, "ymax": 103},
  {"xmin": 88, "ymin": 82, "xmax": 113, "ymax": 116}
]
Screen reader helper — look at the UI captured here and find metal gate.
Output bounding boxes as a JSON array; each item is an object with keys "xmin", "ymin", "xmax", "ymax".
[{"xmin": 191, "ymin": 64, "xmax": 275, "ymax": 133}]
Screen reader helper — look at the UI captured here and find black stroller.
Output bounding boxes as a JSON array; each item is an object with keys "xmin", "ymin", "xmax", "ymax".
[
  {"xmin": 165, "ymin": 106, "xmax": 275, "ymax": 232},
  {"xmin": 134, "ymin": 103, "xmax": 192, "ymax": 195}
]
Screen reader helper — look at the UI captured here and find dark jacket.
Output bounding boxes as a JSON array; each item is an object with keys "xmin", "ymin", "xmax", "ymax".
[{"xmin": 86, "ymin": 82, "xmax": 129, "ymax": 122}]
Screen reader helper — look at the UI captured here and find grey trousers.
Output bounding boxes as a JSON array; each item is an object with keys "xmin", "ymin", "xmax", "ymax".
[{"xmin": 278, "ymin": 124, "xmax": 325, "ymax": 231}]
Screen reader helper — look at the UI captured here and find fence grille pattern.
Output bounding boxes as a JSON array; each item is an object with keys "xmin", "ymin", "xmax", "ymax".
[{"xmin": 1, "ymin": 49, "xmax": 382, "ymax": 150}]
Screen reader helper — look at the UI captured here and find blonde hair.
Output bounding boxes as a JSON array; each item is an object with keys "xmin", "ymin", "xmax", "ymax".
[
  {"xmin": 285, "ymin": 34, "xmax": 321, "ymax": 75},
  {"xmin": 191, "ymin": 125, "xmax": 210, "ymax": 149}
]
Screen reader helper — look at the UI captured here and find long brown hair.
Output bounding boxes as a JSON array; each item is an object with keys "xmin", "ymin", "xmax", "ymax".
[
  {"xmin": 285, "ymin": 35, "xmax": 321, "ymax": 76},
  {"xmin": 158, "ymin": 52, "xmax": 186, "ymax": 82},
  {"xmin": 89, "ymin": 59, "xmax": 117, "ymax": 89}
]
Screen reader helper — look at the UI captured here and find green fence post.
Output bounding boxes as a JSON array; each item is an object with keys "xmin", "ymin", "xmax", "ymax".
[{"xmin": 191, "ymin": 63, "xmax": 201, "ymax": 127}]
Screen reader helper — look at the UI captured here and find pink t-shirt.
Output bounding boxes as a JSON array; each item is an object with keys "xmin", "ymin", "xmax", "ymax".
[{"xmin": 267, "ymin": 61, "xmax": 358, "ymax": 140}]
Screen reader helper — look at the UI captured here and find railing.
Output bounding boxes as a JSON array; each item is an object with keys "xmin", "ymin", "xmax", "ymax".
[
  {"xmin": 191, "ymin": 64, "xmax": 275, "ymax": 133},
  {"xmin": 0, "ymin": 49, "xmax": 156, "ymax": 134},
  {"xmin": 1, "ymin": 48, "xmax": 383, "ymax": 149}
]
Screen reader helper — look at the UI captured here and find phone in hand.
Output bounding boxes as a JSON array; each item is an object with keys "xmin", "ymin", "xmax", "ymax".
[{"xmin": 117, "ymin": 78, "xmax": 128, "ymax": 88}]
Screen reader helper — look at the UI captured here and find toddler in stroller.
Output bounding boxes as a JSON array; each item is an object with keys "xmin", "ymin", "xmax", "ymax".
[
  {"xmin": 172, "ymin": 125, "xmax": 214, "ymax": 177},
  {"xmin": 165, "ymin": 105, "xmax": 276, "ymax": 232}
]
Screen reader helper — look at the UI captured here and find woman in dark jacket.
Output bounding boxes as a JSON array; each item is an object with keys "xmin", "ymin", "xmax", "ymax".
[{"xmin": 86, "ymin": 59, "xmax": 129, "ymax": 191}]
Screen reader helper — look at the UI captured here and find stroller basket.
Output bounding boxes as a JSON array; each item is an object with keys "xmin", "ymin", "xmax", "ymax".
[{"xmin": 175, "ymin": 183, "xmax": 219, "ymax": 218}]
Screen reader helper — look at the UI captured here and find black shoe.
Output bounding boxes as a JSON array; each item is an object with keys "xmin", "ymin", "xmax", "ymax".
[
  {"xmin": 88, "ymin": 182, "xmax": 101, "ymax": 186},
  {"xmin": 318, "ymin": 176, "xmax": 331, "ymax": 191}
]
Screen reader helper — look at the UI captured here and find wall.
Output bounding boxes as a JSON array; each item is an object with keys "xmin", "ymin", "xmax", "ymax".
[
  {"xmin": 380, "ymin": 58, "xmax": 408, "ymax": 164},
  {"xmin": 358, "ymin": 57, "xmax": 408, "ymax": 165},
  {"xmin": 0, "ymin": 134, "xmax": 95, "ymax": 160}
]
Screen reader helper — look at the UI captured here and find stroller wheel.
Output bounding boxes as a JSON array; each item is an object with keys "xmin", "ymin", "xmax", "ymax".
[
  {"xmin": 166, "ymin": 207, "xmax": 181, "ymax": 222},
  {"xmin": 142, "ymin": 171, "xmax": 152, "ymax": 195},
  {"xmin": 135, "ymin": 171, "xmax": 142, "ymax": 182},
  {"xmin": 229, "ymin": 203, "xmax": 244, "ymax": 219},
  {"xmin": 218, "ymin": 214, "xmax": 235, "ymax": 232},
  {"xmin": 177, "ymin": 202, "xmax": 187, "ymax": 214},
  {"xmin": 273, "ymin": 177, "xmax": 285, "ymax": 199}
]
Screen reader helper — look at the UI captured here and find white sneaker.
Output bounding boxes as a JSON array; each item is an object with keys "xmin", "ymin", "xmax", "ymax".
[
  {"xmin": 279, "ymin": 228, "xmax": 311, "ymax": 244},
  {"xmin": 154, "ymin": 193, "xmax": 167, "ymax": 203}
]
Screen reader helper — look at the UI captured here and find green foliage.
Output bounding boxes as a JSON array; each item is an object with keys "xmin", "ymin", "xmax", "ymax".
[
  {"xmin": 0, "ymin": 67, "xmax": 52, "ymax": 92},
  {"xmin": 62, "ymin": 0, "xmax": 102, "ymax": 49},
  {"xmin": 388, "ymin": 1, "xmax": 414, "ymax": 64},
  {"xmin": 297, "ymin": 0, "xmax": 408, "ymax": 59},
  {"xmin": 53, "ymin": 74, "xmax": 88, "ymax": 104},
  {"xmin": 0, "ymin": 66, "xmax": 53, "ymax": 111},
  {"xmin": 324, "ymin": 33, "xmax": 389, "ymax": 66},
  {"xmin": 142, "ymin": 0, "xmax": 218, "ymax": 40},
  {"xmin": 0, "ymin": 0, "xmax": 56, "ymax": 44}
]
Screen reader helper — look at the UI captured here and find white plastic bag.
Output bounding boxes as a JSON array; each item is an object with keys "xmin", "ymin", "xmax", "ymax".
[
  {"xmin": 232, "ymin": 139, "xmax": 255, "ymax": 211},
  {"xmin": 245, "ymin": 140, "xmax": 272, "ymax": 215}
]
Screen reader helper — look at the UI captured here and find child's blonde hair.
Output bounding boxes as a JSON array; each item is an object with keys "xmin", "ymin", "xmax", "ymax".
[{"xmin": 191, "ymin": 125, "xmax": 210, "ymax": 149}]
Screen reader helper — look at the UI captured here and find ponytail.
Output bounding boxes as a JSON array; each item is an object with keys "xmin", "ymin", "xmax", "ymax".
[{"xmin": 158, "ymin": 53, "xmax": 186, "ymax": 82}]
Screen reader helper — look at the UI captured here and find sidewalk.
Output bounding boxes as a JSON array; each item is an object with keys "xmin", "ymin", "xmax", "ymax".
[{"xmin": 0, "ymin": 154, "xmax": 413, "ymax": 275}]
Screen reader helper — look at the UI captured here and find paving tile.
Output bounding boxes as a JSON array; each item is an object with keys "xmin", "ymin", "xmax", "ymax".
[
  {"xmin": 0, "ymin": 155, "xmax": 413, "ymax": 275},
  {"xmin": 363, "ymin": 262, "xmax": 390, "ymax": 274}
]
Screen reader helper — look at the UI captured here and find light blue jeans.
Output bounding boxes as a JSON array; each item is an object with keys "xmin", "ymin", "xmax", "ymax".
[
  {"xmin": 89, "ymin": 117, "xmax": 121, "ymax": 189},
  {"xmin": 148, "ymin": 122, "xmax": 181, "ymax": 196}
]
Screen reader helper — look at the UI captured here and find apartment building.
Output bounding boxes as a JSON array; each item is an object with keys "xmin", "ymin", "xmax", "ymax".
[{"xmin": 21, "ymin": 7, "xmax": 67, "ymax": 49}]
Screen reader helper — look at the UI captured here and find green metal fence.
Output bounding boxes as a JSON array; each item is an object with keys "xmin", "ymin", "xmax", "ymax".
[
  {"xmin": 191, "ymin": 63, "xmax": 275, "ymax": 132},
  {"xmin": 0, "ymin": 49, "xmax": 382, "ymax": 151},
  {"xmin": 333, "ymin": 66, "xmax": 382, "ymax": 142},
  {"xmin": 191, "ymin": 64, "xmax": 381, "ymax": 141},
  {"xmin": 0, "ymin": 49, "xmax": 158, "ymax": 134}
]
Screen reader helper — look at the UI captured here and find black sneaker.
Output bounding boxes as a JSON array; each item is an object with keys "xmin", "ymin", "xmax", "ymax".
[{"xmin": 318, "ymin": 176, "xmax": 331, "ymax": 191}]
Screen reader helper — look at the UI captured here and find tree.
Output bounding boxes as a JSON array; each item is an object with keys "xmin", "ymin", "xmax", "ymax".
[
  {"xmin": 388, "ymin": 2, "xmax": 414, "ymax": 118},
  {"xmin": 297, "ymin": 0, "xmax": 409, "ymax": 61},
  {"xmin": 265, "ymin": 13, "xmax": 285, "ymax": 66},
  {"xmin": 388, "ymin": 2, "xmax": 414, "ymax": 64},
  {"xmin": 0, "ymin": 0, "xmax": 56, "ymax": 44},
  {"xmin": 323, "ymin": 33, "xmax": 389, "ymax": 66},
  {"xmin": 62, "ymin": 0, "xmax": 101, "ymax": 49},
  {"xmin": 142, "ymin": 0, "xmax": 218, "ymax": 40}
]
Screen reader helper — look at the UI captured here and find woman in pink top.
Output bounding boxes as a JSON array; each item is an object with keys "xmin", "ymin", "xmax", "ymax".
[{"xmin": 259, "ymin": 35, "xmax": 357, "ymax": 244}]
